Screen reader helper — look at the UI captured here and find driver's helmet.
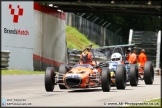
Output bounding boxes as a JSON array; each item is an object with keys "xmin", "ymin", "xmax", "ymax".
[
  {"xmin": 141, "ymin": 49, "xmax": 145, "ymax": 52},
  {"xmin": 111, "ymin": 53, "xmax": 122, "ymax": 62},
  {"xmin": 80, "ymin": 52, "xmax": 92, "ymax": 63},
  {"xmin": 128, "ymin": 47, "xmax": 131, "ymax": 51}
]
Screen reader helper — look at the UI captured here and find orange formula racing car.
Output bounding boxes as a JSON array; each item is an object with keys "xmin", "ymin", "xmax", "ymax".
[{"xmin": 44, "ymin": 45, "xmax": 126, "ymax": 92}]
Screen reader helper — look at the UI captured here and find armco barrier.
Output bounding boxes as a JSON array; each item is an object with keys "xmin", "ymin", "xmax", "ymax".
[
  {"xmin": 68, "ymin": 51, "xmax": 107, "ymax": 66},
  {"xmin": 1, "ymin": 50, "xmax": 10, "ymax": 70}
]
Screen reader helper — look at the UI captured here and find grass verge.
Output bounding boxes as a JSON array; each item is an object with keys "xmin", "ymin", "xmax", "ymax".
[
  {"xmin": 66, "ymin": 26, "xmax": 100, "ymax": 50},
  {"xmin": 125, "ymin": 98, "xmax": 161, "ymax": 107},
  {"xmin": 1, "ymin": 70, "xmax": 45, "ymax": 75},
  {"xmin": 143, "ymin": 98, "xmax": 161, "ymax": 107}
]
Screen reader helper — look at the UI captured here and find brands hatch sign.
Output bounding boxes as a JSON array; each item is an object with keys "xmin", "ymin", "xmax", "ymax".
[
  {"xmin": 4, "ymin": 28, "xmax": 29, "ymax": 35},
  {"xmin": 3, "ymin": 4, "xmax": 30, "ymax": 36}
]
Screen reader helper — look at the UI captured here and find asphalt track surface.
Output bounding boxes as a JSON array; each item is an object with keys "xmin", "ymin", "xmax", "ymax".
[{"xmin": 1, "ymin": 74, "xmax": 161, "ymax": 107}]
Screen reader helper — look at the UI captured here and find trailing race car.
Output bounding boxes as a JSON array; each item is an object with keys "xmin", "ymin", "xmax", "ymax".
[
  {"xmin": 103, "ymin": 45, "xmax": 154, "ymax": 88},
  {"xmin": 45, "ymin": 44, "xmax": 112, "ymax": 92}
]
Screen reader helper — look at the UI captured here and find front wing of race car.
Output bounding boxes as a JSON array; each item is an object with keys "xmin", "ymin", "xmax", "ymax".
[{"xmin": 55, "ymin": 71, "xmax": 100, "ymax": 88}]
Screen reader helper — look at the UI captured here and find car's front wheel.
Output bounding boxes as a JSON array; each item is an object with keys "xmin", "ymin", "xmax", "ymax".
[
  {"xmin": 101, "ymin": 67, "xmax": 111, "ymax": 92},
  {"xmin": 45, "ymin": 67, "xmax": 55, "ymax": 92},
  {"xmin": 130, "ymin": 64, "xmax": 139, "ymax": 86},
  {"xmin": 115, "ymin": 65, "xmax": 126, "ymax": 89},
  {"xmin": 144, "ymin": 61, "xmax": 154, "ymax": 85}
]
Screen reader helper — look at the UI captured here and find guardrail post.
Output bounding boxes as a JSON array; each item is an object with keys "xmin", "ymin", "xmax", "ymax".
[
  {"xmin": 128, "ymin": 29, "xmax": 133, "ymax": 44},
  {"xmin": 1, "ymin": 50, "xmax": 10, "ymax": 70},
  {"xmin": 156, "ymin": 30, "xmax": 161, "ymax": 75}
]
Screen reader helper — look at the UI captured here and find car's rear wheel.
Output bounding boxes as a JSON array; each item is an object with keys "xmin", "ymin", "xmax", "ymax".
[
  {"xmin": 101, "ymin": 67, "xmax": 111, "ymax": 92},
  {"xmin": 58, "ymin": 64, "xmax": 68, "ymax": 89},
  {"xmin": 144, "ymin": 61, "xmax": 154, "ymax": 85},
  {"xmin": 115, "ymin": 65, "xmax": 126, "ymax": 89},
  {"xmin": 130, "ymin": 64, "xmax": 139, "ymax": 86},
  {"xmin": 45, "ymin": 67, "xmax": 55, "ymax": 92}
]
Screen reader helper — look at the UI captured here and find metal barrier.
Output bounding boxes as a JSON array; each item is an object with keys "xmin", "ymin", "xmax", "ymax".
[
  {"xmin": 1, "ymin": 50, "xmax": 10, "ymax": 70},
  {"xmin": 68, "ymin": 50, "xmax": 108, "ymax": 66},
  {"xmin": 66, "ymin": 13, "xmax": 124, "ymax": 46}
]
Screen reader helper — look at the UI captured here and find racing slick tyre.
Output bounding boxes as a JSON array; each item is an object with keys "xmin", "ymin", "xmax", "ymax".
[
  {"xmin": 101, "ymin": 67, "xmax": 111, "ymax": 92},
  {"xmin": 45, "ymin": 67, "xmax": 55, "ymax": 92},
  {"xmin": 58, "ymin": 64, "xmax": 68, "ymax": 89},
  {"xmin": 115, "ymin": 65, "xmax": 126, "ymax": 89},
  {"xmin": 144, "ymin": 61, "xmax": 154, "ymax": 85},
  {"xmin": 130, "ymin": 64, "xmax": 139, "ymax": 86}
]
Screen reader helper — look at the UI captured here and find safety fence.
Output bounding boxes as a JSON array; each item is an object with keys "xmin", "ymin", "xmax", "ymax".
[
  {"xmin": 1, "ymin": 50, "xmax": 10, "ymax": 70},
  {"xmin": 66, "ymin": 13, "xmax": 124, "ymax": 46}
]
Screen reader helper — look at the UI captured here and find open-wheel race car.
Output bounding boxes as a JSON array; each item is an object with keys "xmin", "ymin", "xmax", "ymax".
[
  {"xmin": 99, "ymin": 44, "xmax": 154, "ymax": 88},
  {"xmin": 106, "ymin": 46, "xmax": 139, "ymax": 89},
  {"xmin": 45, "ymin": 44, "xmax": 113, "ymax": 92}
]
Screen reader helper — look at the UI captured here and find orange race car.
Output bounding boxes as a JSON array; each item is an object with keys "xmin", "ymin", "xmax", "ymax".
[{"xmin": 44, "ymin": 45, "xmax": 126, "ymax": 92}]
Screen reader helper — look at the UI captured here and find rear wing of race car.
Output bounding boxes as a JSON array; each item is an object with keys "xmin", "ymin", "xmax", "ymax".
[
  {"xmin": 68, "ymin": 44, "xmax": 136, "ymax": 66},
  {"xmin": 96, "ymin": 44, "xmax": 136, "ymax": 59},
  {"xmin": 98, "ymin": 44, "xmax": 135, "ymax": 50}
]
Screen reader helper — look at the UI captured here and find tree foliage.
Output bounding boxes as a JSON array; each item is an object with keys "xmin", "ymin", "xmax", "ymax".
[{"xmin": 93, "ymin": 14, "xmax": 161, "ymax": 43}]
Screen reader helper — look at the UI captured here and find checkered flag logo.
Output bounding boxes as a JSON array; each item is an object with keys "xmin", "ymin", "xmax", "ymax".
[{"xmin": 9, "ymin": 4, "xmax": 24, "ymax": 23}]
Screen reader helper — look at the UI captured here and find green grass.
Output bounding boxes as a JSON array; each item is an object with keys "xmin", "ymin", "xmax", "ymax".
[
  {"xmin": 66, "ymin": 26, "xmax": 100, "ymax": 50},
  {"xmin": 145, "ymin": 98, "xmax": 161, "ymax": 103},
  {"xmin": 1, "ymin": 70, "xmax": 45, "ymax": 75},
  {"xmin": 125, "ymin": 98, "xmax": 161, "ymax": 107},
  {"xmin": 144, "ymin": 98, "xmax": 161, "ymax": 107}
]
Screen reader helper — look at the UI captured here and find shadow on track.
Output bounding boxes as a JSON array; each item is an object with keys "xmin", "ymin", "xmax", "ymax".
[
  {"xmin": 51, "ymin": 91, "xmax": 64, "ymax": 92},
  {"xmin": 68, "ymin": 89, "xmax": 117, "ymax": 93},
  {"xmin": 44, "ymin": 90, "xmax": 64, "ymax": 92}
]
